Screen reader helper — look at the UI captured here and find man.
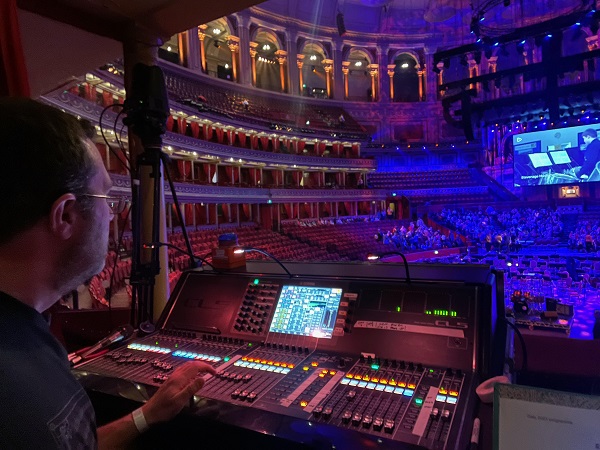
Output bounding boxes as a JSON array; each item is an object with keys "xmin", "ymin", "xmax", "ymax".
[
  {"xmin": 0, "ymin": 98, "xmax": 215, "ymax": 449},
  {"xmin": 576, "ymin": 128, "xmax": 600, "ymax": 180}
]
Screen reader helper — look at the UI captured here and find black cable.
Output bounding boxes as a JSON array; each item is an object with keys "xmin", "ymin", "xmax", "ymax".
[
  {"xmin": 145, "ymin": 242, "xmax": 219, "ymax": 272},
  {"xmin": 98, "ymin": 102, "xmax": 132, "ymax": 170},
  {"xmin": 238, "ymin": 246, "xmax": 294, "ymax": 278},
  {"xmin": 367, "ymin": 252, "xmax": 411, "ymax": 283},
  {"xmin": 159, "ymin": 152, "xmax": 197, "ymax": 268},
  {"xmin": 505, "ymin": 318, "xmax": 528, "ymax": 373}
]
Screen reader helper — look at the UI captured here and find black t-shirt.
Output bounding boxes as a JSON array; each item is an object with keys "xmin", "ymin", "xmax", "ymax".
[{"xmin": 0, "ymin": 292, "xmax": 97, "ymax": 449}]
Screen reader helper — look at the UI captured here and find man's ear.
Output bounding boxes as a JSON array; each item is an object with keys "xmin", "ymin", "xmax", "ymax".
[{"xmin": 49, "ymin": 193, "xmax": 79, "ymax": 240}]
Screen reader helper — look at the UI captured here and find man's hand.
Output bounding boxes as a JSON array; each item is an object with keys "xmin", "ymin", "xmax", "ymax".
[{"xmin": 142, "ymin": 361, "xmax": 216, "ymax": 426}]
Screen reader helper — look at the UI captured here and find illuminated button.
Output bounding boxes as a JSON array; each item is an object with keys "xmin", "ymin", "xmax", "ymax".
[
  {"xmin": 407, "ymin": 384, "xmax": 416, "ymax": 389},
  {"xmin": 366, "ymin": 382, "xmax": 376, "ymax": 390},
  {"xmin": 288, "ymin": 364, "xmax": 295, "ymax": 369},
  {"xmin": 358, "ymin": 381, "xmax": 367, "ymax": 388},
  {"xmin": 303, "ymin": 366, "xmax": 310, "ymax": 371},
  {"xmin": 346, "ymin": 374, "xmax": 353, "ymax": 379},
  {"xmin": 281, "ymin": 368, "xmax": 291, "ymax": 374},
  {"xmin": 362, "ymin": 415, "xmax": 373, "ymax": 428},
  {"xmin": 399, "ymin": 382, "xmax": 406, "ymax": 388},
  {"xmin": 403, "ymin": 389, "xmax": 414, "ymax": 397},
  {"xmin": 349, "ymin": 380, "xmax": 359, "ymax": 387},
  {"xmin": 318, "ymin": 373, "xmax": 325, "ymax": 378},
  {"xmin": 371, "ymin": 377, "xmax": 379, "ymax": 383},
  {"xmin": 242, "ymin": 357, "xmax": 248, "ymax": 361},
  {"xmin": 362, "ymin": 375, "xmax": 370, "ymax": 381},
  {"xmin": 341, "ymin": 410, "xmax": 352, "ymax": 424},
  {"xmin": 446, "ymin": 397, "xmax": 458, "ymax": 405},
  {"xmin": 300, "ymin": 400, "xmax": 309, "ymax": 408},
  {"xmin": 449, "ymin": 391, "xmax": 459, "ymax": 397},
  {"xmin": 340, "ymin": 378, "xmax": 350, "ymax": 385},
  {"xmin": 384, "ymin": 386, "xmax": 395, "ymax": 393},
  {"xmin": 439, "ymin": 388, "xmax": 448, "ymax": 395},
  {"xmin": 389, "ymin": 380, "xmax": 397, "ymax": 386},
  {"xmin": 375, "ymin": 384, "xmax": 385, "ymax": 391},
  {"xmin": 351, "ymin": 412, "xmax": 362, "ymax": 426},
  {"xmin": 380, "ymin": 379, "xmax": 388, "ymax": 385},
  {"xmin": 436, "ymin": 395, "xmax": 447, "ymax": 402},
  {"xmin": 329, "ymin": 370, "xmax": 336, "ymax": 376},
  {"xmin": 383, "ymin": 419, "xmax": 395, "ymax": 433},
  {"xmin": 311, "ymin": 362, "xmax": 319, "ymax": 367},
  {"xmin": 414, "ymin": 398, "xmax": 423, "ymax": 406},
  {"xmin": 371, "ymin": 364, "xmax": 380, "ymax": 370},
  {"xmin": 373, "ymin": 417, "xmax": 384, "ymax": 431}
]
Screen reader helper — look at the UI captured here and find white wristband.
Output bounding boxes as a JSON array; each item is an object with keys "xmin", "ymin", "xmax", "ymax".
[{"xmin": 131, "ymin": 407, "xmax": 149, "ymax": 434}]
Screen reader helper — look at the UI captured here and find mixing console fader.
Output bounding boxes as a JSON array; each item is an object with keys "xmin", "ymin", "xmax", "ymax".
[{"xmin": 74, "ymin": 262, "xmax": 501, "ymax": 450}]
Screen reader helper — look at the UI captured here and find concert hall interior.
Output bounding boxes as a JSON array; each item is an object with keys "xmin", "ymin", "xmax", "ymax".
[{"xmin": 4, "ymin": 0, "xmax": 600, "ymax": 448}]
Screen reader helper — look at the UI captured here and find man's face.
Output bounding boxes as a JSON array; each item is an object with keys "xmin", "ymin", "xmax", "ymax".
[
  {"xmin": 56, "ymin": 139, "xmax": 113, "ymax": 293},
  {"xmin": 583, "ymin": 135, "xmax": 594, "ymax": 146}
]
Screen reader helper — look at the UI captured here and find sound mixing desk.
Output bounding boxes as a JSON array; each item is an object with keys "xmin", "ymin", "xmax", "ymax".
[{"xmin": 73, "ymin": 261, "xmax": 503, "ymax": 450}]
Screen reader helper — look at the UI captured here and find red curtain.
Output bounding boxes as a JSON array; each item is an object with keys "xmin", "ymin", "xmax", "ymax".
[
  {"xmin": 242, "ymin": 204, "xmax": 250, "ymax": 220},
  {"xmin": 215, "ymin": 126, "xmax": 225, "ymax": 143},
  {"xmin": 351, "ymin": 143, "xmax": 360, "ymax": 156},
  {"xmin": 178, "ymin": 117, "xmax": 187, "ymax": 135},
  {"xmin": 260, "ymin": 135, "xmax": 269, "ymax": 150},
  {"xmin": 203, "ymin": 123, "xmax": 213, "ymax": 141},
  {"xmin": 298, "ymin": 140, "xmax": 306, "ymax": 152},
  {"xmin": 225, "ymin": 166, "xmax": 239, "ymax": 183},
  {"xmin": 237, "ymin": 130, "xmax": 246, "ymax": 147},
  {"xmin": 250, "ymin": 134, "xmax": 258, "ymax": 149},
  {"xmin": 249, "ymin": 168, "xmax": 261, "ymax": 185},
  {"xmin": 284, "ymin": 203, "xmax": 292, "ymax": 218},
  {"xmin": 185, "ymin": 204, "xmax": 194, "ymax": 224},
  {"xmin": 190, "ymin": 122, "xmax": 200, "ymax": 139},
  {"xmin": 221, "ymin": 204, "xmax": 230, "ymax": 222},
  {"xmin": 332, "ymin": 142, "xmax": 343, "ymax": 156},
  {"xmin": 166, "ymin": 116, "xmax": 175, "ymax": 132},
  {"xmin": 0, "ymin": 2, "xmax": 30, "ymax": 98},
  {"xmin": 271, "ymin": 135, "xmax": 280, "ymax": 152},
  {"xmin": 226, "ymin": 128, "xmax": 235, "ymax": 145},
  {"xmin": 291, "ymin": 171, "xmax": 301, "ymax": 185},
  {"xmin": 102, "ymin": 91, "xmax": 113, "ymax": 106}
]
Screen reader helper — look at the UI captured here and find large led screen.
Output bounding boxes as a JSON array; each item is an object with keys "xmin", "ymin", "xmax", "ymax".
[{"xmin": 513, "ymin": 124, "xmax": 600, "ymax": 187}]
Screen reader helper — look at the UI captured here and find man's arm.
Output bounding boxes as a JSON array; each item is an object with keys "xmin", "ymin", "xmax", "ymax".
[{"xmin": 97, "ymin": 361, "xmax": 216, "ymax": 449}]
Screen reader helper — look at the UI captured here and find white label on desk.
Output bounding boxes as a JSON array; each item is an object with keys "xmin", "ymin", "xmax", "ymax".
[{"xmin": 354, "ymin": 321, "xmax": 464, "ymax": 338}]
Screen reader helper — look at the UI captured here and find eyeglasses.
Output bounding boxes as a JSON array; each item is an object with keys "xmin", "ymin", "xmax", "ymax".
[{"xmin": 80, "ymin": 194, "xmax": 129, "ymax": 215}]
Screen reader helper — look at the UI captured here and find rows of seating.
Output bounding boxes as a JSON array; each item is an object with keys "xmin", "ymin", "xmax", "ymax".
[
  {"xmin": 368, "ymin": 169, "xmax": 479, "ymax": 189},
  {"xmin": 282, "ymin": 219, "xmax": 413, "ymax": 260},
  {"xmin": 161, "ymin": 66, "xmax": 367, "ymax": 137}
]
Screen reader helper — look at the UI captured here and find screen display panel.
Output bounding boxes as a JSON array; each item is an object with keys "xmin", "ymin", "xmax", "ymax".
[{"xmin": 269, "ymin": 286, "xmax": 343, "ymax": 338}]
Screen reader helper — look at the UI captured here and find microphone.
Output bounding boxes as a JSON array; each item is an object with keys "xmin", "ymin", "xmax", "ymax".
[{"xmin": 69, "ymin": 324, "xmax": 134, "ymax": 366}]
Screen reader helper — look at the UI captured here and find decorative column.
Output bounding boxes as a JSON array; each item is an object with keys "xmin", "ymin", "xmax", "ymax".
[
  {"xmin": 185, "ymin": 27, "xmax": 201, "ymax": 71},
  {"xmin": 417, "ymin": 65, "xmax": 425, "ymax": 101},
  {"xmin": 367, "ymin": 64, "xmax": 379, "ymax": 101},
  {"xmin": 237, "ymin": 14, "xmax": 252, "ymax": 85},
  {"xmin": 342, "ymin": 61, "xmax": 350, "ymax": 99},
  {"xmin": 387, "ymin": 64, "xmax": 395, "ymax": 101},
  {"xmin": 467, "ymin": 53, "xmax": 479, "ymax": 93},
  {"xmin": 286, "ymin": 29, "xmax": 299, "ymax": 95},
  {"xmin": 227, "ymin": 36, "xmax": 240, "ymax": 83},
  {"xmin": 275, "ymin": 49, "xmax": 288, "ymax": 93},
  {"xmin": 322, "ymin": 59, "xmax": 334, "ymax": 98},
  {"xmin": 297, "ymin": 54, "xmax": 305, "ymax": 94},
  {"xmin": 424, "ymin": 48, "xmax": 437, "ymax": 102},
  {"xmin": 487, "ymin": 56, "xmax": 498, "ymax": 100},
  {"xmin": 436, "ymin": 61, "xmax": 445, "ymax": 99},
  {"xmin": 197, "ymin": 25, "xmax": 208, "ymax": 74},
  {"xmin": 378, "ymin": 45, "xmax": 390, "ymax": 103},
  {"xmin": 333, "ymin": 40, "xmax": 344, "ymax": 100},
  {"xmin": 177, "ymin": 31, "xmax": 188, "ymax": 66},
  {"xmin": 249, "ymin": 42, "xmax": 259, "ymax": 87}
]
